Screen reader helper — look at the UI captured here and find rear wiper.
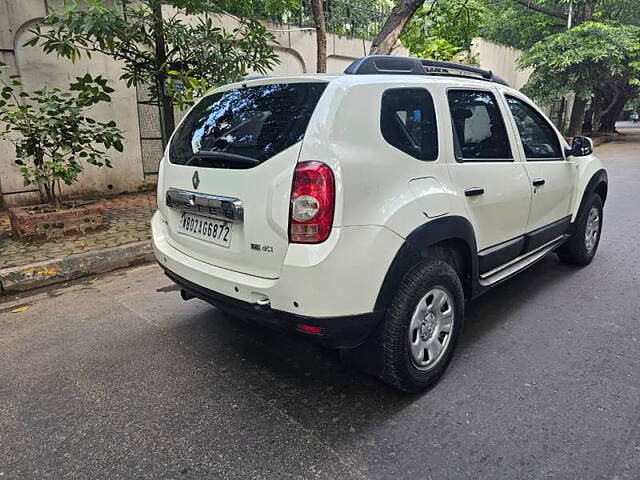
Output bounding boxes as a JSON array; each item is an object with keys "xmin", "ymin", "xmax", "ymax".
[{"xmin": 188, "ymin": 150, "xmax": 259, "ymax": 166}]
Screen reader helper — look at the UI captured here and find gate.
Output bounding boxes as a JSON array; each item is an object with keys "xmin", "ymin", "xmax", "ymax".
[{"xmin": 136, "ymin": 83, "xmax": 166, "ymax": 175}]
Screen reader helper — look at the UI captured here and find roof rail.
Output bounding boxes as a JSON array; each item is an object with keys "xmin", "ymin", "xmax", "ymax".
[{"xmin": 343, "ymin": 55, "xmax": 509, "ymax": 87}]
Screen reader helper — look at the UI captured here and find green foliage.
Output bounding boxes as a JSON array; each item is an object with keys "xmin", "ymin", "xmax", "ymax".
[
  {"xmin": 400, "ymin": 0, "xmax": 485, "ymax": 60},
  {"xmin": 0, "ymin": 63, "xmax": 124, "ymax": 207},
  {"xmin": 27, "ymin": 0, "xmax": 280, "ymax": 109},
  {"xmin": 226, "ymin": 0, "xmax": 393, "ymax": 40},
  {"xmin": 222, "ymin": 0, "xmax": 302, "ymax": 20},
  {"xmin": 625, "ymin": 96, "xmax": 640, "ymax": 112},
  {"xmin": 480, "ymin": 0, "xmax": 640, "ymax": 51},
  {"xmin": 518, "ymin": 21, "xmax": 640, "ymax": 105},
  {"xmin": 587, "ymin": 0, "xmax": 640, "ymax": 25},
  {"xmin": 479, "ymin": 0, "xmax": 565, "ymax": 50}
]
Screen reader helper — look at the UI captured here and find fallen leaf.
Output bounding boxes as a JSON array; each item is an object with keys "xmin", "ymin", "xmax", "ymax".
[{"xmin": 11, "ymin": 305, "xmax": 30, "ymax": 313}]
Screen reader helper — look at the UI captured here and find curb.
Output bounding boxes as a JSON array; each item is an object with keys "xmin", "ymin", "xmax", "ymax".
[{"xmin": 0, "ymin": 240, "xmax": 154, "ymax": 295}]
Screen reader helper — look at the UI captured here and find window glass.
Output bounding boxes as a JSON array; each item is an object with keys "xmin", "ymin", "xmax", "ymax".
[
  {"xmin": 447, "ymin": 90, "xmax": 512, "ymax": 160},
  {"xmin": 380, "ymin": 88, "xmax": 438, "ymax": 161},
  {"xmin": 169, "ymin": 82, "xmax": 327, "ymax": 169},
  {"xmin": 505, "ymin": 95, "xmax": 563, "ymax": 160}
]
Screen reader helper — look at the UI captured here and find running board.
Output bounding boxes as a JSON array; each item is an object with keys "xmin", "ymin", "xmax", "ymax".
[{"xmin": 479, "ymin": 237, "xmax": 566, "ymax": 287}]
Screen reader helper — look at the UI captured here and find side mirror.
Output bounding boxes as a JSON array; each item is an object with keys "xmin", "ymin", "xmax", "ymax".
[{"xmin": 565, "ymin": 136, "xmax": 593, "ymax": 157}]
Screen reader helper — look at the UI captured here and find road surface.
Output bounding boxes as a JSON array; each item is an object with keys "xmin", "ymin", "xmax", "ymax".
[{"xmin": 1, "ymin": 127, "xmax": 639, "ymax": 479}]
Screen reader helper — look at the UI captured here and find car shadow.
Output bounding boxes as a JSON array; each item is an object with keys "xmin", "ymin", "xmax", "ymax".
[
  {"xmin": 460, "ymin": 253, "xmax": 579, "ymax": 349},
  {"xmin": 160, "ymin": 252, "xmax": 583, "ymax": 442}
]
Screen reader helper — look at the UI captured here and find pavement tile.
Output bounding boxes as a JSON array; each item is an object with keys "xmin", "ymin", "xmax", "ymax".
[{"xmin": 0, "ymin": 193, "xmax": 156, "ymax": 270}]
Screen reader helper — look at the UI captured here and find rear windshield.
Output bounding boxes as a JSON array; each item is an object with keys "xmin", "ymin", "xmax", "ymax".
[{"xmin": 169, "ymin": 82, "xmax": 327, "ymax": 169}]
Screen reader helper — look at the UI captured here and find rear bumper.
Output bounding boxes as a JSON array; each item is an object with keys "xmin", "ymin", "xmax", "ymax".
[
  {"xmin": 163, "ymin": 267, "xmax": 383, "ymax": 348},
  {"xmin": 152, "ymin": 210, "xmax": 402, "ymax": 316},
  {"xmin": 151, "ymin": 209, "xmax": 400, "ymax": 347}
]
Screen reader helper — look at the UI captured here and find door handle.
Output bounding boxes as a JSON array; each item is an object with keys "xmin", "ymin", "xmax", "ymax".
[
  {"xmin": 464, "ymin": 187, "xmax": 485, "ymax": 197},
  {"xmin": 532, "ymin": 178, "xmax": 545, "ymax": 187}
]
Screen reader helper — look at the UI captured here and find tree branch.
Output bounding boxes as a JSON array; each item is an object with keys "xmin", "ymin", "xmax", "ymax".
[
  {"xmin": 370, "ymin": 0, "xmax": 426, "ymax": 55},
  {"xmin": 512, "ymin": 0, "xmax": 568, "ymax": 20}
]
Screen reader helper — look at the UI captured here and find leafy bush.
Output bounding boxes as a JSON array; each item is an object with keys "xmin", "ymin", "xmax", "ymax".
[{"xmin": 0, "ymin": 64, "xmax": 124, "ymax": 208}]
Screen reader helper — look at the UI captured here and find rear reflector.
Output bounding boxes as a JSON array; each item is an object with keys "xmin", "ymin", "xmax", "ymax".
[
  {"xmin": 289, "ymin": 161, "xmax": 335, "ymax": 244},
  {"xmin": 296, "ymin": 323, "xmax": 324, "ymax": 335}
]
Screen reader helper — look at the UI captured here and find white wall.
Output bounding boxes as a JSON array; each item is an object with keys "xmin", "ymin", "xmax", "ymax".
[
  {"xmin": 0, "ymin": 0, "xmax": 146, "ymax": 208},
  {"xmin": 471, "ymin": 37, "xmax": 532, "ymax": 90}
]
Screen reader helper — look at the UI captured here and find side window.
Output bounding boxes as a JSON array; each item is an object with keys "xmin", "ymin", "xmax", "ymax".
[
  {"xmin": 447, "ymin": 90, "xmax": 512, "ymax": 161},
  {"xmin": 380, "ymin": 88, "xmax": 438, "ymax": 161},
  {"xmin": 505, "ymin": 95, "xmax": 563, "ymax": 160}
]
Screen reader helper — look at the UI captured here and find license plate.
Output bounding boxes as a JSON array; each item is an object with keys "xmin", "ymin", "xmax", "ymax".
[{"xmin": 177, "ymin": 211, "xmax": 232, "ymax": 247}]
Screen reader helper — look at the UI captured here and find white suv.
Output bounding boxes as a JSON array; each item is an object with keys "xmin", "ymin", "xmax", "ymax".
[{"xmin": 152, "ymin": 56, "xmax": 607, "ymax": 392}]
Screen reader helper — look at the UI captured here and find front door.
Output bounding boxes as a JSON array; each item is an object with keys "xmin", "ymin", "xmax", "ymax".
[
  {"xmin": 501, "ymin": 94, "xmax": 577, "ymax": 245},
  {"xmin": 446, "ymin": 89, "xmax": 532, "ymax": 265}
]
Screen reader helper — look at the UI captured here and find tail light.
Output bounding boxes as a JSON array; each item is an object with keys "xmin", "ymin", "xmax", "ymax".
[{"xmin": 289, "ymin": 161, "xmax": 335, "ymax": 244}]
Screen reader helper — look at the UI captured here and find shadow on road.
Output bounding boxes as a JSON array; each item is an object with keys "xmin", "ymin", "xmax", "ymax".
[{"xmin": 158, "ymin": 249, "xmax": 582, "ymax": 436}]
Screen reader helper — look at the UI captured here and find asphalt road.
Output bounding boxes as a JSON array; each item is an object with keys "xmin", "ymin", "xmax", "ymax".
[{"xmin": 2, "ymin": 128, "xmax": 640, "ymax": 480}]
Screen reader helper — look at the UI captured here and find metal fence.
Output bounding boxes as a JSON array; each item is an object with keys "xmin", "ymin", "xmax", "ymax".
[
  {"xmin": 257, "ymin": 0, "xmax": 389, "ymax": 40},
  {"xmin": 136, "ymin": 83, "xmax": 164, "ymax": 175}
]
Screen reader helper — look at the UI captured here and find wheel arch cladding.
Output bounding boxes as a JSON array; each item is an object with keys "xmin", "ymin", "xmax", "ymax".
[
  {"xmin": 374, "ymin": 216, "xmax": 479, "ymax": 311},
  {"xmin": 578, "ymin": 169, "xmax": 608, "ymax": 216}
]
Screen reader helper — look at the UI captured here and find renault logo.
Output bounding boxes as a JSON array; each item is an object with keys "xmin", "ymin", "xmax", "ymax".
[{"xmin": 192, "ymin": 171, "xmax": 200, "ymax": 190}]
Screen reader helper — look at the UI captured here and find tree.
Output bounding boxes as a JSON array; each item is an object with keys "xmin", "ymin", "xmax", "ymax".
[
  {"xmin": 370, "ymin": 0, "xmax": 569, "ymax": 56},
  {"xmin": 400, "ymin": 0, "xmax": 485, "ymax": 60},
  {"xmin": 0, "ymin": 64, "xmax": 123, "ymax": 208},
  {"xmin": 27, "ymin": 0, "xmax": 280, "ymax": 144},
  {"xmin": 370, "ymin": 0, "xmax": 426, "ymax": 54},
  {"xmin": 518, "ymin": 21, "xmax": 640, "ymax": 135},
  {"xmin": 481, "ymin": 0, "xmax": 640, "ymax": 135},
  {"xmin": 480, "ymin": 1, "xmax": 565, "ymax": 50},
  {"xmin": 310, "ymin": 0, "xmax": 327, "ymax": 72},
  {"xmin": 223, "ymin": 0, "xmax": 301, "ymax": 19},
  {"xmin": 511, "ymin": 0, "xmax": 569, "ymax": 21}
]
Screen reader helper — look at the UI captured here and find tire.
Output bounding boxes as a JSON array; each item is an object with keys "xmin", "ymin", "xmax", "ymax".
[
  {"xmin": 557, "ymin": 194, "xmax": 603, "ymax": 266},
  {"xmin": 380, "ymin": 257, "xmax": 464, "ymax": 393}
]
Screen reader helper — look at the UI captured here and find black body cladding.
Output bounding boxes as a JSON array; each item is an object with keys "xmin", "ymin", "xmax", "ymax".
[{"xmin": 375, "ymin": 170, "xmax": 608, "ymax": 310}]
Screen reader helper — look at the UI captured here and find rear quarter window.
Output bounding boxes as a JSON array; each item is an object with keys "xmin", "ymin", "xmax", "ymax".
[
  {"xmin": 169, "ymin": 82, "xmax": 327, "ymax": 169},
  {"xmin": 380, "ymin": 88, "xmax": 438, "ymax": 161}
]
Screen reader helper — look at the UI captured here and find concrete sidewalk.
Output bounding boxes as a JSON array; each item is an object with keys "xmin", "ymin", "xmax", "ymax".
[{"xmin": 0, "ymin": 192, "xmax": 157, "ymax": 294}]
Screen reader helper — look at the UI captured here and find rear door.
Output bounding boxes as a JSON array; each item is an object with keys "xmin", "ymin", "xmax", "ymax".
[
  {"xmin": 501, "ymin": 93, "xmax": 576, "ymax": 244},
  {"xmin": 157, "ymin": 81, "xmax": 327, "ymax": 279}
]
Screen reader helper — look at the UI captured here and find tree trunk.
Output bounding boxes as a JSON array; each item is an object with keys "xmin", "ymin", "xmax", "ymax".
[
  {"xmin": 42, "ymin": 182, "xmax": 56, "ymax": 208},
  {"xmin": 597, "ymin": 94, "xmax": 630, "ymax": 135},
  {"xmin": 151, "ymin": 0, "xmax": 175, "ymax": 147},
  {"xmin": 37, "ymin": 184, "xmax": 47, "ymax": 205},
  {"xmin": 310, "ymin": 0, "xmax": 327, "ymax": 73},
  {"xmin": 50, "ymin": 181, "xmax": 60, "ymax": 209},
  {"xmin": 370, "ymin": 0, "xmax": 425, "ymax": 55},
  {"xmin": 591, "ymin": 90, "xmax": 607, "ymax": 133},
  {"xmin": 567, "ymin": 96, "xmax": 587, "ymax": 137}
]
